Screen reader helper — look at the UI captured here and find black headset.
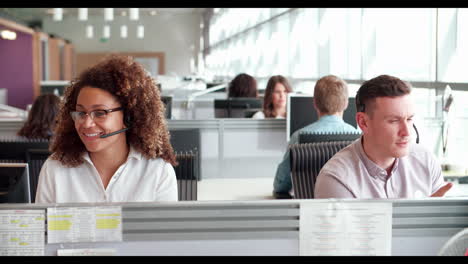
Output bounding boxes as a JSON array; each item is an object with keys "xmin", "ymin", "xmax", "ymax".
[
  {"xmin": 123, "ymin": 112, "xmax": 132, "ymax": 128},
  {"xmin": 355, "ymin": 92, "xmax": 419, "ymax": 144}
]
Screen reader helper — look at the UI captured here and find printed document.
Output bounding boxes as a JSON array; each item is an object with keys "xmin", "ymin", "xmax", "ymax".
[
  {"xmin": 300, "ymin": 201, "xmax": 392, "ymax": 256},
  {"xmin": 0, "ymin": 210, "xmax": 45, "ymax": 256},
  {"xmin": 47, "ymin": 206, "xmax": 122, "ymax": 244}
]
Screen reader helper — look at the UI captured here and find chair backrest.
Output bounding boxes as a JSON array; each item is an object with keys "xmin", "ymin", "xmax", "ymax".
[
  {"xmin": 299, "ymin": 131, "xmax": 361, "ymax": 144},
  {"xmin": 25, "ymin": 149, "xmax": 52, "ymax": 203},
  {"xmin": 290, "ymin": 140, "xmax": 354, "ymax": 199},
  {"xmin": 438, "ymin": 228, "xmax": 468, "ymax": 256},
  {"xmin": 161, "ymin": 96, "xmax": 172, "ymax": 119},
  {"xmin": 174, "ymin": 150, "xmax": 199, "ymax": 201},
  {"xmin": 214, "ymin": 97, "xmax": 263, "ymax": 118},
  {"xmin": 169, "ymin": 128, "xmax": 201, "ymax": 180}
]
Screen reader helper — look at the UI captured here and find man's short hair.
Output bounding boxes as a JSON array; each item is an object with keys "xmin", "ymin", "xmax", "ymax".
[
  {"xmin": 356, "ymin": 75, "xmax": 412, "ymax": 115},
  {"xmin": 314, "ymin": 75, "xmax": 349, "ymax": 115}
]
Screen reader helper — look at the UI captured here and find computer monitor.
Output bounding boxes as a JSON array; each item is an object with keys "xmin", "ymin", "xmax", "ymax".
[
  {"xmin": 286, "ymin": 93, "xmax": 358, "ymax": 141},
  {"xmin": 0, "ymin": 163, "xmax": 31, "ymax": 203},
  {"xmin": 214, "ymin": 97, "xmax": 263, "ymax": 118}
]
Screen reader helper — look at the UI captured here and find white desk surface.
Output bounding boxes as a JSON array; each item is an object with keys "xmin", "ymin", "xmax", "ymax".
[
  {"xmin": 197, "ymin": 177, "xmax": 467, "ymax": 201},
  {"xmin": 198, "ymin": 177, "xmax": 274, "ymax": 201}
]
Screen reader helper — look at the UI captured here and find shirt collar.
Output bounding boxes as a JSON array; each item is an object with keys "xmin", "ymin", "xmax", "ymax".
[
  {"xmin": 83, "ymin": 145, "xmax": 141, "ymax": 164},
  {"xmin": 318, "ymin": 114, "xmax": 343, "ymax": 122},
  {"xmin": 355, "ymin": 137, "xmax": 399, "ymax": 180}
]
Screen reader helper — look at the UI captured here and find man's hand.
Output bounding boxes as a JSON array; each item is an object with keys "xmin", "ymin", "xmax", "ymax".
[{"xmin": 430, "ymin": 182, "xmax": 453, "ymax": 197}]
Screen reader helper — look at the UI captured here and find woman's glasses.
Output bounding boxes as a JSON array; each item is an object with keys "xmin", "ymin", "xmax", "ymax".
[{"xmin": 70, "ymin": 107, "xmax": 123, "ymax": 123}]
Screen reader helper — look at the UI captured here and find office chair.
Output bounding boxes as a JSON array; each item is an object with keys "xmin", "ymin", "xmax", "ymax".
[
  {"xmin": 290, "ymin": 140, "xmax": 354, "ymax": 199},
  {"xmin": 174, "ymin": 150, "xmax": 199, "ymax": 201},
  {"xmin": 299, "ymin": 131, "xmax": 362, "ymax": 144},
  {"xmin": 438, "ymin": 228, "xmax": 468, "ymax": 256}
]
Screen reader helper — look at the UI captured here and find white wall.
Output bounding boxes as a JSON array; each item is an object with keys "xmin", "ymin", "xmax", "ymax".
[{"xmin": 42, "ymin": 13, "xmax": 202, "ymax": 76}]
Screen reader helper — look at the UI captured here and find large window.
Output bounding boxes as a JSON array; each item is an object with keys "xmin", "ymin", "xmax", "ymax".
[{"xmin": 204, "ymin": 8, "xmax": 468, "ymax": 160}]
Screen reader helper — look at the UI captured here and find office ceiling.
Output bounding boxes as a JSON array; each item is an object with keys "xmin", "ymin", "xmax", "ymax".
[{"xmin": 0, "ymin": 8, "xmax": 205, "ymax": 24}]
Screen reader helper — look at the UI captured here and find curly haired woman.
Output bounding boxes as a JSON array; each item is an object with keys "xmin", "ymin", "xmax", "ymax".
[{"xmin": 35, "ymin": 55, "xmax": 178, "ymax": 203}]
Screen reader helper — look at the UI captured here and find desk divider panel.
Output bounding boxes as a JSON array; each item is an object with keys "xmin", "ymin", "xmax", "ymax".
[{"xmin": 0, "ymin": 199, "xmax": 467, "ymax": 255}]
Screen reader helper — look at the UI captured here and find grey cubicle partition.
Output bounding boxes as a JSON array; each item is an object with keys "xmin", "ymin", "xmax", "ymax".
[
  {"xmin": 1, "ymin": 198, "xmax": 467, "ymax": 256},
  {"xmin": 0, "ymin": 119, "xmax": 288, "ymax": 180}
]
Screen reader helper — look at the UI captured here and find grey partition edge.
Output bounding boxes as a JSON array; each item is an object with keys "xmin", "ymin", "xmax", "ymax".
[{"xmin": 1, "ymin": 198, "xmax": 467, "ymax": 256}]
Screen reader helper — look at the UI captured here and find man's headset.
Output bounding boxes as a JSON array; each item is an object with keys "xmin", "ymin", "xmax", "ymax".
[{"xmin": 355, "ymin": 93, "xmax": 419, "ymax": 144}]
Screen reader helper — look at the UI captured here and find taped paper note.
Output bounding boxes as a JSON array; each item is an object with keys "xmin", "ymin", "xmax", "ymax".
[
  {"xmin": 0, "ymin": 210, "xmax": 45, "ymax": 256},
  {"xmin": 57, "ymin": 248, "xmax": 116, "ymax": 256},
  {"xmin": 47, "ymin": 206, "xmax": 122, "ymax": 244},
  {"xmin": 300, "ymin": 201, "xmax": 392, "ymax": 256}
]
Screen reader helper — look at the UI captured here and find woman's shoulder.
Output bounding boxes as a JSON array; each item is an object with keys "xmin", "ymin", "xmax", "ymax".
[
  {"xmin": 140, "ymin": 156, "xmax": 174, "ymax": 169},
  {"xmin": 251, "ymin": 111, "xmax": 265, "ymax": 119}
]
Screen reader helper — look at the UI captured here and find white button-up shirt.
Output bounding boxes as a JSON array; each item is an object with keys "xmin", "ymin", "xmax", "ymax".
[
  {"xmin": 35, "ymin": 146, "xmax": 178, "ymax": 203},
  {"xmin": 315, "ymin": 137, "xmax": 445, "ymax": 199}
]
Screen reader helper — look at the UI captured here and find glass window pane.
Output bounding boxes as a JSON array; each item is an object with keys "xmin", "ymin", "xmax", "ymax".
[{"xmin": 362, "ymin": 8, "xmax": 436, "ymax": 81}]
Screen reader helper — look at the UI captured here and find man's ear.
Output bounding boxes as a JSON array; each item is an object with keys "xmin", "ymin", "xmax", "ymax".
[
  {"xmin": 356, "ymin": 112, "xmax": 369, "ymax": 133},
  {"xmin": 313, "ymin": 98, "xmax": 319, "ymax": 113}
]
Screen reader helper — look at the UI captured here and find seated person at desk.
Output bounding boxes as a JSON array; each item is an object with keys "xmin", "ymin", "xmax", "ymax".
[
  {"xmin": 35, "ymin": 55, "xmax": 178, "ymax": 203},
  {"xmin": 228, "ymin": 73, "xmax": 258, "ymax": 98},
  {"xmin": 315, "ymin": 74, "xmax": 453, "ymax": 198},
  {"xmin": 273, "ymin": 75, "xmax": 359, "ymax": 198},
  {"xmin": 17, "ymin": 93, "xmax": 61, "ymax": 140},
  {"xmin": 252, "ymin": 75, "xmax": 292, "ymax": 119}
]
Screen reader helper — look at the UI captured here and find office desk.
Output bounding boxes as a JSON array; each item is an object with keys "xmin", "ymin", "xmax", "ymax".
[
  {"xmin": 198, "ymin": 177, "xmax": 274, "ymax": 201},
  {"xmin": 196, "ymin": 176, "xmax": 467, "ymax": 201},
  {"xmin": 445, "ymin": 179, "xmax": 468, "ymax": 197}
]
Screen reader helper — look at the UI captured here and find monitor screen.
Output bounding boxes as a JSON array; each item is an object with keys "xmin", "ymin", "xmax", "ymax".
[
  {"xmin": 286, "ymin": 93, "xmax": 358, "ymax": 141},
  {"xmin": 214, "ymin": 98, "xmax": 263, "ymax": 118},
  {"xmin": 0, "ymin": 163, "xmax": 31, "ymax": 203}
]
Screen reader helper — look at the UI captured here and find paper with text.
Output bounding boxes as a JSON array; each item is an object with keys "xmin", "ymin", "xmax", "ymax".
[
  {"xmin": 47, "ymin": 206, "xmax": 122, "ymax": 244},
  {"xmin": 0, "ymin": 210, "xmax": 45, "ymax": 256},
  {"xmin": 300, "ymin": 202, "xmax": 392, "ymax": 256},
  {"xmin": 57, "ymin": 248, "xmax": 116, "ymax": 256}
]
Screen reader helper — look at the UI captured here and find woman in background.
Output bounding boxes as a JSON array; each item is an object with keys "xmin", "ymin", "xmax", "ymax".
[
  {"xmin": 17, "ymin": 93, "xmax": 61, "ymax": 140},
  {"xmin": 228, "ymin": 73, "xmax": 258, "ymax": 98},
  {"xmin": 252, "ymin": 75, "xmax": 292, "ymax": 119},
  {"xmin": 35, "ymin": 55, "xmax": 178, "ymax": 203}
]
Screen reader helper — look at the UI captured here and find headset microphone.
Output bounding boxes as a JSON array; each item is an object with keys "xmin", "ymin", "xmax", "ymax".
[
  {"xmin": 413, "ymin": 124, "xmax": 419, "ymax": 144},
  {"xmin": 99, "ymin": 127, "xmax": 130, "ymax": 138}
]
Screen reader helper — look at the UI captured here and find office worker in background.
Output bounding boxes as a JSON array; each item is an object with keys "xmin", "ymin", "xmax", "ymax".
[
  {"xmin": 252, "ymin": 75, "xmax": 293, "ymax": 119},
  {"xmin": 17, "ymin": 94, "xmax": 61, "ymax": 140},
  {"xmin": 315, "ymin": 75, "xmax": 453, "ymax": 199},
  {"xmin": 228, "ymin": 73, "xmax": 258, "ymax": 98},
  {"xmin": 273, "ymin": 75, "xmax": 359, "ymax": 197},
  {"xmin": 35, "ymin": 55, "xmax": 178, "ymax": 203}
]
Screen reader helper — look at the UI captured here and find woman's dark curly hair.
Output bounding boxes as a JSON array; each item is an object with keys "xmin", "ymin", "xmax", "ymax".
[
  {"xmin": 50, "ymin": 54, "xmax": 177, "ymax": 167},
  {"xmin": 228, "ymin": 73, "xmax": 258, "ymax": 98},
  {"xmin": 18, "ymin": 93, "xmax": 60, "ymax": 140},
  {"xmin": 262, "ymin": 75, "xmax": 293, "ymax": 118}
]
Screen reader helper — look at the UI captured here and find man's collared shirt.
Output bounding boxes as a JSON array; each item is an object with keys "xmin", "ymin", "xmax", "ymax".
[{"xmin": 314, "ymin": 137, "xmax": 445, "ymax": 198}]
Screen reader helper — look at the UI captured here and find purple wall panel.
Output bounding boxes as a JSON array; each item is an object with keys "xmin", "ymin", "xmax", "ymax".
[{"xmin": 0, "ymin": 26, "xmax": 33, "ymax": 110}]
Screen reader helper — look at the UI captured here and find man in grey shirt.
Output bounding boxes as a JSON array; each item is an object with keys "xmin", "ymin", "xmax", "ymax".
[{"xmin": 315, "ymin": 75, "xmax": 453, "ymax": 199}]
